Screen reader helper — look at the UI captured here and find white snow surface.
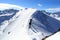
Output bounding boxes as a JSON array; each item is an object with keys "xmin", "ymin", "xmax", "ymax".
[
  {"xmin": 0, "ymin": 8, "xmax": 37, "ymax": 40},
  {"xmin": 0, "ymin": 3, "xmax": 60, "ymax": 40},
  {"xmin": 45, "ymin": 31, "xmax": 60, "ymax": 40}
]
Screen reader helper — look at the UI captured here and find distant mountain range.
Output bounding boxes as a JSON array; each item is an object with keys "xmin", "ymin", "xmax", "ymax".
[{"xmin": 0, "ymin": 9, "xmax": 19, "ymax": 25}]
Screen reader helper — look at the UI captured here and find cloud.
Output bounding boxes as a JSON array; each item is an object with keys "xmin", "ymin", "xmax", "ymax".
[
  {"xmin": 37, "ymin": 4, "xmax": 42, "ymax": 7},
  {"xmin": 0, "ymin": 3, "xmax": 25, "ymax": 10},
  {"xmin": 46, "ymin": 8, "xmax": 60, "ymax": 12},
  {"xmin": 46, "ymin": 8, "xmax": 60, "ymax": 11}
]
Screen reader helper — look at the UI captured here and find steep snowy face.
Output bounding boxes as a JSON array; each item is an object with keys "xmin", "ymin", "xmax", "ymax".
[
  {"xmin": 32, "ymin": 10, "xmax": 60, "ymax": 33},
  {"xmin": 28, "ymin": 10, "xmax": 60, "ymax": 40}
]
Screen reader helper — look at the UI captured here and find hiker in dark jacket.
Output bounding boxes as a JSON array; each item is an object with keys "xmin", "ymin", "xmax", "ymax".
[{"xmin": 29, "ymin": 19, "xmax": 32, "ymax": 28}]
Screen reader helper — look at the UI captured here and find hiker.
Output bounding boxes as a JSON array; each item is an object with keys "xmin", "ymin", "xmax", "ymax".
[{"xmin": 29, "ymin": 19, "xmax": 32, "ymax": 28}]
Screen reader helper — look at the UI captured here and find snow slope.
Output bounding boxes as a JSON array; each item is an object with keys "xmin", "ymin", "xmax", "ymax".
[
  {"xmin": 0, "ymin": 3, "xmax": 60, "ymax": 40},
  {"xmin": 0, "ymin": 3, "xmax": 25, "ymax": 40},
  {"xmin": 0, "ymin": 8, "xmax": 37, "ymax": 40},
  {"xmin": 29, "ymin": 10, "xmax": 60, "ymax": 40},
  {"xmin": 45, "ymin": 31, "xmax": 60, "ymax": 40},
  {"xmin": 31, "ymin": 10, "xmax": 60, "ymax": 33},
  {"xmin": 0, "ymin": 3, "xmax": 24, "ymax": 32}
]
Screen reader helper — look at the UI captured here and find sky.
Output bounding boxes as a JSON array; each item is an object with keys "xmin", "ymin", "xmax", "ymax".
[{"xmin": 0, "ymin": 0, "xmax": 60, "ymax": 12}]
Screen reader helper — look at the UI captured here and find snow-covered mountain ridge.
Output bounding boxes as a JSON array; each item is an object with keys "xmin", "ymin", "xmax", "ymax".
[{"xmin": 0, "ymin": 3, "xmax": 60, "ymax": 40}]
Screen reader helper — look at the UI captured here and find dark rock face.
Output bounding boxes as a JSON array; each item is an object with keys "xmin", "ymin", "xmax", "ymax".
[{"xmin": 0, "ymin": 9, "xmax": 19, "ymax": 25}]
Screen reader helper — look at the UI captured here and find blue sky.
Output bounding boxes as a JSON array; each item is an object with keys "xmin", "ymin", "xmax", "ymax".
[{"xmin": 0, "ymin": 0, "xmax": 60, "ymax": 11}]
